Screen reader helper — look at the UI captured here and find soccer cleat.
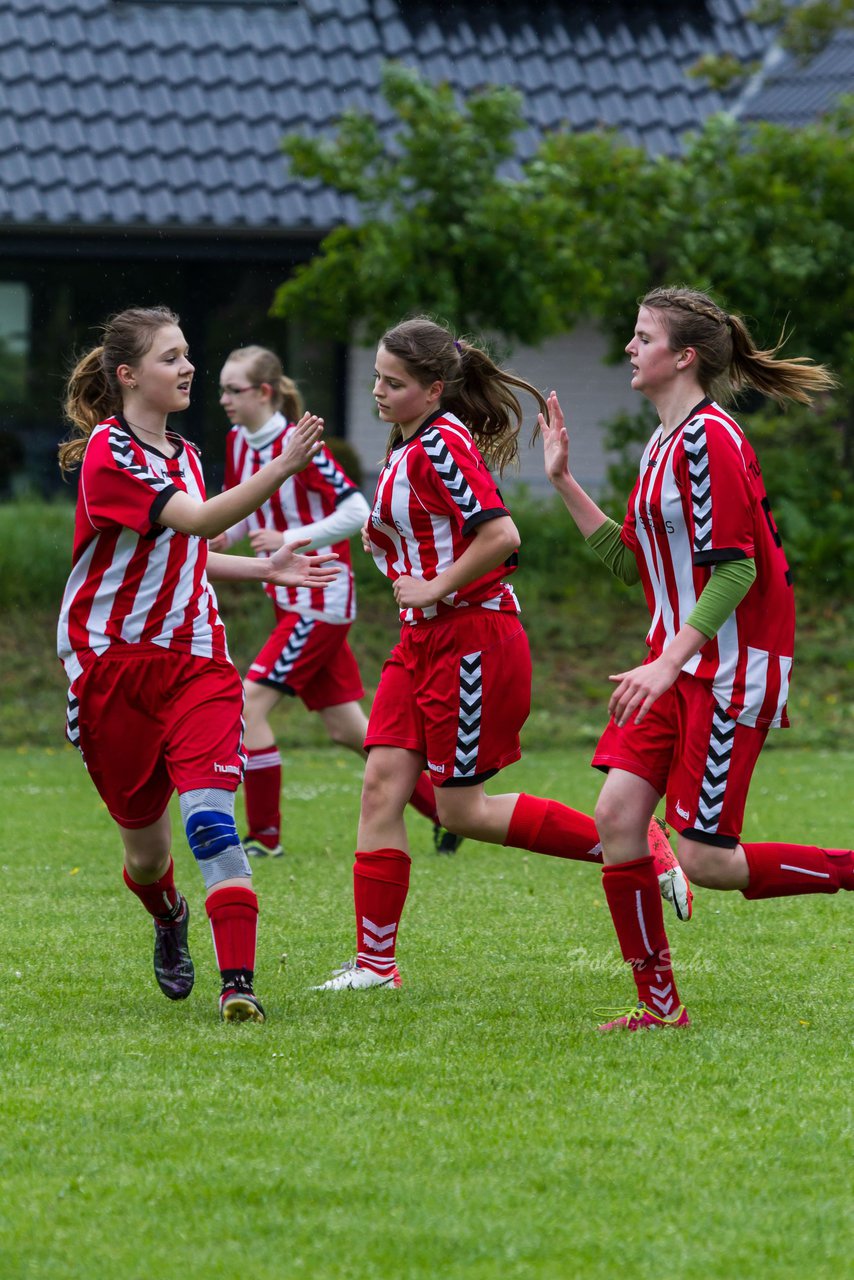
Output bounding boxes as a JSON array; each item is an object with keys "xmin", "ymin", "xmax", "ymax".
[
  {"xmin": 647, "ymin": 817, "xmax": 693, "ymax": 922},
  {"xmin": 153, "ymin": 894, "xmax": 195, "ymax": 1000},
  {"xmin": 220, "ymin": 974, "xmax": 266, "ymax": 1023},
  {"xmin": 243, "ymin": 836, "xmax": 284, "ymax": 859},
  {"xmin": 312, "ymin": 958, "xmax": 401, "ymax": 991},
  {"xmin": 597, "ymin": 1001, "xmax": 690, "ymax": 1032},
  {"xmin": 433, "ymin": 823, "xmax": 464, "ymax": 856}
]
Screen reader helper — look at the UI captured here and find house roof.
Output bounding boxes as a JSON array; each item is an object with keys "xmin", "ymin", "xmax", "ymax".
[
  {"xmin": 0, "ymin": 0, "xmax": 849, "ymax": 238},
  {"xmin": 735, "ymin": 27, "xmax": 854, "ymax": 126}
]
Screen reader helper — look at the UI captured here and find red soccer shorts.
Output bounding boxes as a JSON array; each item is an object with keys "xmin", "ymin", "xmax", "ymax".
[
  {"xmin": 72, "ymin": 646, "xmax": 246, "ymax": 829},
  {"xmin": 592, "ymin": 670, "xmax": 769, "ymax": 845},
  {"xmin": 365, "ymin": 609, "xmax": 532, "ymax": 786},
  {"xmin": 247, "ymin": 610, "xmax": 364, "ymax": 711}
]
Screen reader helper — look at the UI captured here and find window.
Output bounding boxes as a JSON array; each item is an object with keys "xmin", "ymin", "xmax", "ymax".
[{"xmin": 0, "ymin": 282, "xmax": 30, "ymax": 404}]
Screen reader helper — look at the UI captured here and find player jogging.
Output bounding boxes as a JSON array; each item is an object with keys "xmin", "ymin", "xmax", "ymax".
[
  {"xmin": 541, "ymin": 285, "xmax": 853, "ymax": 1030},
  {"xmin": 313, "ymin": 315, "xmax": 691, "ymax": 992},
  {"xmin": 57, "ymin": 307, "xmax": 337, "ymax": 1023}
]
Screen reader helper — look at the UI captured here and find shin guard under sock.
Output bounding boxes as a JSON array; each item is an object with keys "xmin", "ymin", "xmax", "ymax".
[
  {"xmin": 123, "ymin": 857, "xmax": 181, "ymax": 920},
  {"xmin": 205, "ymin": 884, "xmax": 259, "ymax": 976},
  {"xmin": 742, "ymin": 842, "xmax": 850, "ymax": 898},
  {"xmin": 504, "ymin": 792, "xmax": 602, "ymax": 862},
  {"xmin": 602, "ymin": 856, "xmax": 681, "ymax": 1017},
  {"xmin": 244, "ymin": 745, "xmax": 282, "ymax": 848},
  {"xmin": 354, "ymin": 847, "xmax": 411, "ymax": 976}
]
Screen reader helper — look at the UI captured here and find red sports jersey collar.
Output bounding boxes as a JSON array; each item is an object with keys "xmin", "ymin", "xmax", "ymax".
[
  {"xmin": 117, "ymin": 412, "xmax": 188, "ymax": 460},
  {"xmin": 658, "ymin": 398, "xmax": 713, "ymax": 443},
  {"xmin": 388, "ymin": 407, "xmax": 449, "ymax": 454}
]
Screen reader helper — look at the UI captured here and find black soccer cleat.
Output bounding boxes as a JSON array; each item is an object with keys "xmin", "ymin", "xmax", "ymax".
[
  {"xmin": 153, "ymin": 894, "xmax": 195, "ymax": 1000},
  {"xmin": 433, "ymin": 823, "xmax": 464, "ymax": 856},
  {"xmin": 219, "ymin": 971, "xmax": 266, "ymax": 1023}
]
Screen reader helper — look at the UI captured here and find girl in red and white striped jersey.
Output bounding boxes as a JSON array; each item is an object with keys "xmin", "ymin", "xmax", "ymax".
[
  {"xmin": 57, "ymin": 306, "xmax": 338, "ymax": 1023},
  {"xmin": 313, "ymin": 316, "xmax": 690, "ymax": 992},
  {"xmin": 542, "ymin": 285, "xmax": 852, "ymax": 1031},
  {"xmin": 212, "ymin": 346, "xmax": 449, "ymax": 858}
]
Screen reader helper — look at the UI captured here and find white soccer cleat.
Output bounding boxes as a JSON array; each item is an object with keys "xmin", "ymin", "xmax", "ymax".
[
  {"xmin": 658, "ymin": 866, "xmax": 693, "ymax": 922},
  {"xmin": 312, "ymin": 958, "xmax": 401, "ymax": 991},
  {"xmin": 647, "ymin": 817, "xmax": 694, "ymax": 921}
]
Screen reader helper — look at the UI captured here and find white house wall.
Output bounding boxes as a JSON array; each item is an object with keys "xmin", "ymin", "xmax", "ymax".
[{"xmin": 346, "ymin": 326, "xmax": 640, "ymax": 499}]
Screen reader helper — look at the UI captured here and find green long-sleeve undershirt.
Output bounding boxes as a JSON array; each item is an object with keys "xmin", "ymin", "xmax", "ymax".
[{"xmin": 586, "ymin": 517, "xmax": 757, "ymax": 640}]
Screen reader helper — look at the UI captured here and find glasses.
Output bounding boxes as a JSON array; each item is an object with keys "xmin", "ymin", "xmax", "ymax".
[{"xmin": 219, "ymin": 384, "xmax": 258, "ymax": 396}]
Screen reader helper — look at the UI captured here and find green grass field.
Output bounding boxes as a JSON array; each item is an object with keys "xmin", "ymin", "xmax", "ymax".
[{"xmin": 1, "ymin": 744, "xmax": 851, "ymax": 1280}]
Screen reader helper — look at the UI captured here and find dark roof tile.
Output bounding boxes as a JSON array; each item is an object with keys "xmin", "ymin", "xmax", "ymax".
[{"xmin": 1, "ymin": 0, "xmax": 846, "ymax": 234}]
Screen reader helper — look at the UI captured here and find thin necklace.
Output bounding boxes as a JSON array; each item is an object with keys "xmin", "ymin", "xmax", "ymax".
[{"xmin": 125, "ymin": 418, "xmax": 169, "ymax": 441}]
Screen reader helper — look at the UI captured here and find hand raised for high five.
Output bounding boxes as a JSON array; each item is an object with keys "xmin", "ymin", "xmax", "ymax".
[
  {"xmin": 279, "ymin": 413, "xmax": 325, "ymax": 476},
  {"xmin": 538, "ymin": 391, "xmax": 572, "ymax": 490}
]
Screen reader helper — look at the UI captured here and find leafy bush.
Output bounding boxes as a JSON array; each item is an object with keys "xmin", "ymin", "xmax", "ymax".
[{"xmin": 0, "ymin": 498, "xmax": 75, "ymax": 611}]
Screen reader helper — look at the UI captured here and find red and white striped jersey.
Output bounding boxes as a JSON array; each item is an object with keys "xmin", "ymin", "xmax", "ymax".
[
  {"xmin": 223, "ymin": 413, "xmax": 357, "ymax": 622},
  {"xmin": 622, "ymin": 400, "xmax": 795, "ymax": 728},
  {"xmin": 57, "ymin": 416, "xmax": 230, "ymax": 685},
  {"xmin": 368, "ymin": 410, "xmax": 519, "ymax": 624}
]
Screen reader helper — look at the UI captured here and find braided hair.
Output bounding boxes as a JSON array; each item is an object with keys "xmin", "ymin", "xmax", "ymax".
[{"xmin": 641, "ymin": 286, "xmax": 837, "ymax": 406}]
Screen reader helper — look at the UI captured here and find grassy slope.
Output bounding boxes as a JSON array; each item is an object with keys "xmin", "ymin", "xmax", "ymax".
[
  {"xmin": 2, "ymin": 494, "xmax": 853, "ymax": 751},
  {"xmin": 1, "ymin": 746, "xmax": 852, "ymax": 1280}
]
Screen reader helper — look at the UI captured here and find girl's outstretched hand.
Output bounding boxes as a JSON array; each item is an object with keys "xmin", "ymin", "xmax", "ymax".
[
  {"xmin": 281, "ymin": 413, "xmax": 325, "ymax": 473},
  {"xmin": 262, "ymin": 539, "xmax": 340, "ymax": 588},
  {"xmin": 539, "ymin": 391, "xmax": 571, "ymax": 488}
]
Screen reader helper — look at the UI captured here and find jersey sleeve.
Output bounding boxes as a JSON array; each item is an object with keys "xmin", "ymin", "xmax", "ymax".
[
  {"xmin": 80, "ymin": 427, "xmax": 177, "ymax": 537},
  {"xmin": 298, "ymin": 442, "xmax": 360, "ymax": 507},
  {"xmin": 418, "ymin": 423, "xmax": 509, "ymax": 535},
  {"xmin": 681, "ymin": 416, "xmax": 755, "ymax": 565}
]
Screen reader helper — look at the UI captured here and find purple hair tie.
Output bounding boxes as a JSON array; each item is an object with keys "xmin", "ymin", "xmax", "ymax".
[{"xmin": 453, "ymin": 340, "xmax": 462, "ymax": 352}]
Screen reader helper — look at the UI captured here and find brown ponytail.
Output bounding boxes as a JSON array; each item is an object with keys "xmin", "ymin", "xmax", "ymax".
[
  {"xmin": 380, "ymin": 317, "xmax": 547, "ymax": 474},
  {"xmin": 641, "ymin": 286, "xmax": 838, "ymax": 406}
]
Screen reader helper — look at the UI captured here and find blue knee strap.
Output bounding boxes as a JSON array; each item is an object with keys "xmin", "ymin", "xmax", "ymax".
[{"xmin": 185, "ymin": 809, "xmax": 240, "ymax": 862}]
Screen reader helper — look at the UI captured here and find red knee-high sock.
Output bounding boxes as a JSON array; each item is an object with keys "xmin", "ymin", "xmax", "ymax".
[
  {"xmin": 602, "ymin": 856, "xmax": 682, "ymax": 1016},
  {"xmin": 408, "ymin": 772, "xmax": 440, "ymax": 824},
  {"xmin": 504, "ymin": 793, "xmax": 602, "ymax": 862},
  {"xmin": 354, "ymin": 847, "xmax": 412, "ymax": 976},
  {"xmin": 205, "ymin": 884, "xmax": 259, "ymax": 979},
  {"xmin": 123, "ymin": 857, "xmax": 181, "ymax": 920},
  {"xmin": 244, "ymin": 745, "xmax": 281, "ymax": 848},
  {"xmin": 742, "ymin": 842, "xmax": 851, "ymax": 898}
]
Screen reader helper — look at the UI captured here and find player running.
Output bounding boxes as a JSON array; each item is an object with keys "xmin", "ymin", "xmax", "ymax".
[
  {"xmin": 57, "ymin": 307, "xmax": 337, "ymax": 1023},
  {"xmin": 541, "ymin": 285, "xmax": 852, "ymax": 1030},
  {"xmin": 313, "ymin": 315, "xmax": 691, "ymax": 992},
  {"xmin": 212, "ymin": 345, "xmax": 461, "ymax": 858}
]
